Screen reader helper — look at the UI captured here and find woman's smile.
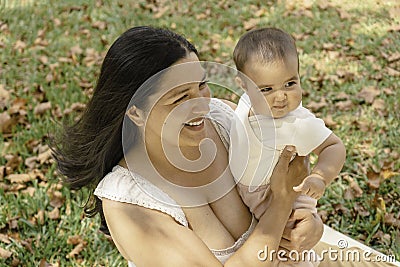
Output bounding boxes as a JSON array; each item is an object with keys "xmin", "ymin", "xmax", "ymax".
[{"xmin": 184, "ymin": 117, "xmax": 206, "ymax": 131}]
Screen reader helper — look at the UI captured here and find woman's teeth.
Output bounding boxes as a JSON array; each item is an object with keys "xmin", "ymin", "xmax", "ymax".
[{"xmin": 185, "ymin": 119, "xmax": 204, "ymax": 126}]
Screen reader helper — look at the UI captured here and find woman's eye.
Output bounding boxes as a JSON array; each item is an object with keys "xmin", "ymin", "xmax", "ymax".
[
  {"xmin": 173, "ymin": 94, "xmax": 188, "ymax": 104},
  {"xmin": 199, "ymin": 80, "xmax": 208, "ymax": 89},
  {"xmin": 260, "ymin": 87, "xmax": 272, "ymax": 93}
]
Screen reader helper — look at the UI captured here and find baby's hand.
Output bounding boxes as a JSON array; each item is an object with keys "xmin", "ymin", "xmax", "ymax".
[{"xmin": 293, "ymin": 174, "xmax": 326, "ymax": 199}]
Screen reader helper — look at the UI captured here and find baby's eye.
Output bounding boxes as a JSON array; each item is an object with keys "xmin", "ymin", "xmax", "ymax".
[
  {"xmin": 260, "ymin": 87, "xmax": 272, "ymax": 93},
  {"xmin": 172, "ymin": 94, "xmax": 188, "ymax": 104},
  {"xmin": 285, "ymin": 81, "xmax": 297, "ymax": 88}
]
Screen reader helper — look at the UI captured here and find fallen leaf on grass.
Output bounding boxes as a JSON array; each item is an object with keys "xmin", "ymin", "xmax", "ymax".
[
  {"xmin": 0, "ymin": 84, "xmax": 10, "ymax": 110},
  {"xmin": 353, "ymin": 203, "xmax": 370, "ymax": 217},
  {"xmin": 66, "ymin": 243, "xmax": 86, "ymax": 259},
  {"xmin": 307, "ymin": 98, "xmax": 328, "ymax": 112},
  {"xmin": 34, "ymin": 102, "xmax": 52, "ymax": 115},
  {"xmin": 0, "ymin": 112, "xmax": 14, "ymax": 133},
  {"xmin": 322, "ymin": 114, "xmax": 337, "ymax": 128},
  {"xmin": 384, "ymin": 213, "xmax": 400, "ymax": 228},
  {"xmin": 367, "ymin": 170, "xmax": 381, "ymax": 190},
  {"xmin": 36, "ymin": 210, "xmax": 45, "ymax": 225},
  {"xmin": 6, "ymin": 173, "xmax": 33, "ymax": 183},
  {"xmin": 47, "ymin": 207, "xmax": 60, "ymax": 220},
  {"xmin": 0, "ymin": 247, "xmax": 12, "ymax": 259},
  {"xmin": 334, "ymin": 100, "xmax": 353, "ymax": 111},
  {"xmin": 39, "ymin": 259, "xmax": 54, "ymax": 267},
  {"xmin": 386, "ymin": 67, "xmax": 400, "ymax": 77},
  {"xmin": 0, "ymin": 233, "xmax": 11, "ymax": 244},
  {"xmin": 67, "ymin": 235, "xmax": 84, "ymax": 245},
  {"xmin": 343, "ymin": 174, "xmax": 363, "ymax": 198},
  {"xmin": 356, "ymin": 86, "xmax": 380, "ymax": 103},
  {"xmin": 49, "ymin": 190, "xmax": 65, "ymax": 208},
  {"xmin": 243, "ymin": 18, "xmax": 259, "ymax": 31}
]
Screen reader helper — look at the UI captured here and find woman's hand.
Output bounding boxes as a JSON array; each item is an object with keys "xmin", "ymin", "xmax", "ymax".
[
  {"xmin": 280, "ymin": 209, "xmax": 323, "ymax": 252},
  {"xmin": 270, "ymin": 146, "xmax": 309, "ymax": 199}
]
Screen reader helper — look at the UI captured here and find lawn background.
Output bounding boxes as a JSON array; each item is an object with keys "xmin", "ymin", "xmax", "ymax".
[{"xmin": 0, "ymin": 0, "xmax": 399, "ymax": 266}]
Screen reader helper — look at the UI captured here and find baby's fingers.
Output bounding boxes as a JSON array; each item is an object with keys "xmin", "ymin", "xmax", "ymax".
[{"xmin": 293, "ymin": 180, "xmax": 311, "ymax": 194}]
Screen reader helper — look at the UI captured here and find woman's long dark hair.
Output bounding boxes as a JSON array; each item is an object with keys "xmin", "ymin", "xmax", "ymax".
[{"xmin": 51, "ymin": 26, "xmax": 198, "ymax": 233}]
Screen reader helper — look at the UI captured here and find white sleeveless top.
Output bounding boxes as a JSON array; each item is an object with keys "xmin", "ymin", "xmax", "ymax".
[{"xmin": 94, "ymin": 98, "xmax": 257, "ymax": 266}]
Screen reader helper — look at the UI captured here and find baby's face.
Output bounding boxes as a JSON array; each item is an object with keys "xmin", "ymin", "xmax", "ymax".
[{"xmin": 242, "ymin": 55, "xmax": 302, "ymax": 118}]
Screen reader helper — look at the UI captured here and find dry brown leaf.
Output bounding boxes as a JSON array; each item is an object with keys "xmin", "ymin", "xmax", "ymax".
[
  {"xmin": 39, "ymin": 258, "xmax": 53, "ymax": 267},
  {"xmin": 322, "ymin": 114, "xmax": 337, "ymax": 128},
  {"xmin": 356, "ymin": 86, "xmax": 380, "ymax": 103},
  {"xmin": 0, "ymin": 84, "xmax": 10, "ymax": 110},
  {"xmin": 0, "ymin": 247, "xmax": 12, "ymax": 259},
  {"xmin": 153, "ymin": 6, "xmax": 169, "ymax": 19},
  {"xmin": 45, "ymin": 73, "xmax": 54, "ymax": 83},
  {"xmin": 353, "ymin": 203, "xmax": 370, "ymax": 217},
  {"xmin": 372, "ymin": 99, "xmax": 387, "ymax": 116},
  {"xmin": 49, "ymin": 190, "xmax": 65, "ymax": 208},
  {"xmin": 317, "ymin": 0, "xmax": 330, "ymax": 10},
  {"xmin": 337, "ymin": 8, "xmax": 351, "ymax": 19},
  {"xmin": 25, "ymin": 156, "xmax": 38, "ymax": 169},
  {"xmin": 39, "ymin": 56, "xmax": 48, "ymax": 64},
  {"xmin": 9, "ymin": 98, "xmax": 27, "ymax": 114},
  {"xmin": 70, "ymin": 45, "xmax": 83, "ymax": 56},
  {"xmin": 21, "ymin": 186, "xmax": 36, "ymax": 197},
  {"xmin": 34, "ymin": 102, "xmax": 52, "ymax": 115},
  {"xmin": 47, "ymin": 207, "xmax": 60, "ymax": 220},
  {"xmin": 6, "ymin": 173, "xmax": 33, "ymax": 183},
  {"xmin": 36, "ymin": 210, "xmax": 45, "ymax": 225},
  {"xmin": 334, "ymin": 100, "xmax": 353, "ymax": 111},
  {"xmin": 386, "ymin": 67, "xmax": 400, "ymax": 77},
  {"xmin": 5, "ymin": 154, "xmax": 22, "ymax": 170},
  {"xmin": 67, "ymin": 235, "xmax": 83, "ymax": 245},
  {"xmin": 0, "ymin": 112, "xmax": 14, "ymax": 133},
  {"xmin": 0, "ymin": 233, "xmax": 11, "ymax": 244},
  {"xmin": 307, "ymin": 99, "xmax": 327, "ymax": 112},
  {"xmin": 66, "ymin": 243, "xmax": 85, "ymax": 259},
  {"xmin": 37, "ymin": 148, "xmax": 52, "ymax": 164},
  {"xmin": 384, "ymin": 213, "xmax": 400, "ymax": 228},
  {"xmin": 367, "ymin": 170, "xmax": 381, "ymax": 190},
  {"xmin": 344, "ymin": 174, "xmax": 363, "ymax": 198},
  {"xmin": 243, "ymin": 18, "xmax": 258, "ymax": 31},
  {"xmin": 13, "ymin": 40, "xmax": 26, "ymax": 52}
]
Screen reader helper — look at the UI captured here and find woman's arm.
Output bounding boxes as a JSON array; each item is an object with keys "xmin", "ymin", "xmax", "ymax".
[{"xmin": 226, "ymin": 146, "xmax": 309, "ymax": 266}]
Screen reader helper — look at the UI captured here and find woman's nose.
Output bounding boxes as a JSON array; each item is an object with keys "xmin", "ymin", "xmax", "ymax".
[{"xmin": 192, "ymin": 95, "xmax": 210, "ymax": 115}]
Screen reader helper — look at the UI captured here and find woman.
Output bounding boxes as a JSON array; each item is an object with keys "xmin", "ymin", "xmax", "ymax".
[{"xmin": 52, "ymin": 26, "xmax": 395, "ymax": 266}]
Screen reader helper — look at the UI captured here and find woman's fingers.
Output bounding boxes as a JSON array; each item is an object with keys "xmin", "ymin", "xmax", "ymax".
[{"xmin": 275, "ymin": 145, "xmax": 296, "ymax": 171}]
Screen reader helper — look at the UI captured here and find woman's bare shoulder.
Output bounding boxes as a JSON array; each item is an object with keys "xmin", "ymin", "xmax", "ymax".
[{"xmin": 102, "ymin": 198, "xmax": 221, "ymax": 266}]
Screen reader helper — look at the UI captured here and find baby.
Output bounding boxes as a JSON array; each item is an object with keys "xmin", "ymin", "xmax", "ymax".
[{"xmin": 229, "ymin": 28, "xmax": 346, "ymax": 266}]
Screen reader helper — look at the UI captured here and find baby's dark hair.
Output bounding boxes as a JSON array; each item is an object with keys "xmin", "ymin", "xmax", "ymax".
[
  {"xmin": 233, "ymin": 27, "xmax": 298, "ymax": 73},
  {"xmin": 51, "ymin": 26, "xmax": 197, "ymax": 234}
]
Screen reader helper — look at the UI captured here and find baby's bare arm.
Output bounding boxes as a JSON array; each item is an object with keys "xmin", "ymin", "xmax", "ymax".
[
  {"xmin": 311, "ymin": 133, "xmax": 346, "ymax": 185},
  {"xmin": 293, "ymin": 133, "xmax": 346, "ymax": 198}
]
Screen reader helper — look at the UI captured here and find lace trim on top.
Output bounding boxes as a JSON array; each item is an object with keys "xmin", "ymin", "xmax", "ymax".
[{"xmin": 94, "ymin": 165, "xmax": 188, "ymax": 227}]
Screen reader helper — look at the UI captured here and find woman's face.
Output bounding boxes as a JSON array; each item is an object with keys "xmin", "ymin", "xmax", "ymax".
[{"xmin": 143, "ymin": 52, "xmax": 210, "ymax": 149}]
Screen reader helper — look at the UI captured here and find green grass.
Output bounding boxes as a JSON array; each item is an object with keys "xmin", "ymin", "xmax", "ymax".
[{"xmin": 1, "ymin": 0, "xmax": 399, "ymax": 265}]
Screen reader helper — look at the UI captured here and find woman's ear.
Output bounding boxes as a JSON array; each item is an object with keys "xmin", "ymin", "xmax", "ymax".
[
  {"xmin": 126, "ymin": 105, "xmax": 146, "ymax": 126},
  {"xmin": 235, "ymin": 76, "xmax": 247, "ymax": 92}
]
